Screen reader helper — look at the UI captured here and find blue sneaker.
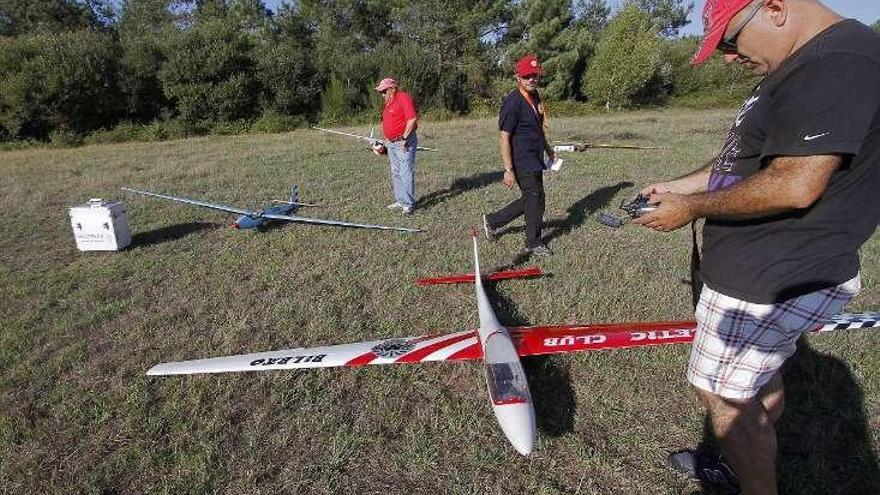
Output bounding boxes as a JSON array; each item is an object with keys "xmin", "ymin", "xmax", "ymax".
[{"xmin": 668, "ymin": 448, "xmax": 740, "ymax": 492}]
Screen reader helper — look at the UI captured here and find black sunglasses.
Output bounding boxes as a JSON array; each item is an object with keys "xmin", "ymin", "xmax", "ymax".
[
  {"xmin": 717, "ymin": 1, "xmax": 763, "ymax": 53},
  {"xmin": 520, "ymin": 74, "xmax": 541, "ymax": 81}
]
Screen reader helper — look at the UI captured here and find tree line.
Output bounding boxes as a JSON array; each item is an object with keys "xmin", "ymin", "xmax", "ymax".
[{"xmin": 4, "ymin": 0, "xmax": 871, "ymax": 145}]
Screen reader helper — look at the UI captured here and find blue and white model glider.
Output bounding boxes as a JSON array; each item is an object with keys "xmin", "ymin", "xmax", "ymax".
[{"xmin": 122, "ymin": 185, "xmax": 420, "ymax": 233}]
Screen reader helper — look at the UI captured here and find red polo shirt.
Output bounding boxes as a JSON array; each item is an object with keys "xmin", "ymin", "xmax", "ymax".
[{"xmin": 381, "ymin": 90, "xmax": 417, "ymax": 140}]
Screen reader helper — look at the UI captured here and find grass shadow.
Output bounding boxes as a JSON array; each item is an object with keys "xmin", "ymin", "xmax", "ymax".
[
  {"xmin": 483, "ymin": 280, "xmax": 576, "ymax": 437},
  {"xmin": 130, "ymin": 222, "xmax": 219, "ymax": 247},
  {"xmin": 415, "ymin": 170, "xmax": 503, "ymax": 211},
  {"xmin": 541, "ymin": 181, "xmax": 634, "ymax": 246},
  {"xmin": 488, "ymin": 181, "xmax": 634, "ymax": 270},
  {"xmin": 692, "ymin": 338, "xmax": 879, "ymax": 494}
]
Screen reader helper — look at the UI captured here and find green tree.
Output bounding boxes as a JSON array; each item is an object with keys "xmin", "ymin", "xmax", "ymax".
[
  {"xmin": 632, "ymin": 0, "xmax": 693, "ymax": 36},
  {"xmin": 117, "ymin": 0, "xmax": 176, "ymax": 120},
  {"xmin": 584, "ymin": 4, "xmax": 660, "ymax": 109},
  {"xmin": 159, "ymin": 16, "xmax": 260, "ymax": 123},
  {"xmin": 298, "ymin": 0, "xmax": 395, "ymax": 116},
  {"xmin": 0, "ymin": 0, "xmax": 111, "ymax": 36},
  {"xmin": 255, "ymin": 4, "xmax": 321, "ymax": 117},
  {"xmin": 871, "ymin": 19, "xmax": 879, "ymax": 33},
  {"xmin": 0, "ymin": 30, "xmax": 122, "ymax": 139},
  {"xmin": 390, "ymin": 0, "xmax": 509, "ymax": 112},
  {"xmin": 503, "ymin": 0, "xmax": 574, "ymax": 100}
]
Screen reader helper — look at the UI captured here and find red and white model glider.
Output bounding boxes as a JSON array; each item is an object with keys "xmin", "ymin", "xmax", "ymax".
[{"xmin": 147, "ymin": 236, "xmax": 880, "ymax": 455}]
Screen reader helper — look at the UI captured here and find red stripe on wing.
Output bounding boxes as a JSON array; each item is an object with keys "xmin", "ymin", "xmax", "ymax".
[
  {"xmin": 446, "ymin": 342, "xmax": 484, "ymax": 361},
  {"xmin": 345, "ymin": 352, "xmax": 378, "ymax": 367},
  {"xmin": 395, "ymin": 332, "xmax": 476, "ymax": 363}
]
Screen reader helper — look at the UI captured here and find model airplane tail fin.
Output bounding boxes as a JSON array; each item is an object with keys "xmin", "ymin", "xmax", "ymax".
[{"xmin": 290, "ymin": 184, "xmax": 299, "ymax": 206}]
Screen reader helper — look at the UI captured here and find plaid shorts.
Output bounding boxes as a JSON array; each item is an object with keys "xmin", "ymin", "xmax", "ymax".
[{"xmin": 687, "ymin": 275, "xmax": 861, "ymax": 400}]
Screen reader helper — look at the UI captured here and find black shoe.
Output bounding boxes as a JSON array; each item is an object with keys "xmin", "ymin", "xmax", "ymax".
[
  {"xmin": 521, "ymin": 245, "xmax": 553, "ymax": 257},
  {"xmin": 482, "ymin": 214, "xmax": 497, "ymax": 241},
  {"xmin": 668, "ymin": 448, "xmax": 740, "ymax": 492}
]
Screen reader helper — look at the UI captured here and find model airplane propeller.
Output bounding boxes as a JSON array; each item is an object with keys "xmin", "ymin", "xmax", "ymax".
[
  {"xmin": 313, "ymin": 126, "xmax": 437, "ymax": 152},
  {"xmin": 146, "ymin": 235, "xmax": 880, "ymax": 455},
  {"xmin": 122, "ymin": 185, "xmax": 420, "ymax": 233}
]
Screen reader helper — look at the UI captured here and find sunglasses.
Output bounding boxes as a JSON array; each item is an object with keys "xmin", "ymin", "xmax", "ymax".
[
  {"xmin": 717, "ymin": 0, "xmax": 763, "ymax": 53},
  {"xmin": 519, "ymin": 74, "xmax": 541, "ymax": 81}
]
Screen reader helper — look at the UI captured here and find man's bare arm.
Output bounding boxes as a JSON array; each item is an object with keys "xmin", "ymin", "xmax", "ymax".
[
  {"xmin": 500, "ymin": 131, "xmax": 515, "ymax": 188},
  {"xmin": 689, "ymin": 155, "xmax": 840, "ymax": 218},
  {"xmin": 636, "ymin": 155, "xmax": 841, "ymax": 231},
  {"xmin": 641, "ymin": 157, "xmax": 715, "ymax": 196}
]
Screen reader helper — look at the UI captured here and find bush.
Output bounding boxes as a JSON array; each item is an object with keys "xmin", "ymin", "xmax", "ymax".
[
  {"xmin": 250, "ymin": 113, "xmax": 307, "ymax": 134},
  {"xmin": 319, "ymin": 74, "xmax": 350, "ymax": 125},
  {"xmin": 254, "ymin": 35, "xmax": 320, "ymax": 117},
  {"xmin": 584, "ymin": 5, "xmax": 661, "ymax": 109},
  {"xmin": 159, "ymin": 19, "xmax": 259, "ymax": 124},
  {"xmin": 0, "ymin": 30, "xmax": 123, "ymax": 139},
  {"xmin": 659, "ymin": 36, "xmax": 757, "ymax": 108}
]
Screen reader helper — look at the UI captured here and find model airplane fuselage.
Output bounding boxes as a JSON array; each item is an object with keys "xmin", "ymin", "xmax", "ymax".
[
  {"xmin": 471, "ymin": 237, "xmax": 536, "ymax": 454},
  {"xmin": 122, "ymin": 185, "xmax": 420, "ymax": 233}
]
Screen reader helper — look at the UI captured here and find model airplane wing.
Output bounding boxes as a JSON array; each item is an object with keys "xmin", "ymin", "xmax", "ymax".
[
  {"xmin": 122, "ymin": 187, "xmax": 255, "ymax": 216},
  {"xmin": 552, "ymin": 141, "xmax": 666, "ymax": 151},
  {"xmin": 146, "ymin": 313, "xmax": 880, "ymax": 376},
  {"xmin": 261, "ymin": 212, "xmax": 421, "ymax": 232},
  {"xmin": 147, "ymin": 330, "xmax": 480, "ymax": 375},
  {"xmin": 313, "ymin": 126, "xmax": 437, "ymax": 152}
]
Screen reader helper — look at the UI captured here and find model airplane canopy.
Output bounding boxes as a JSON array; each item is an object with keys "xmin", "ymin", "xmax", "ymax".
[
  {"xmin": 146, "ymin": 236, "xmax": 880, "ymax": 455},
  {"xmin": 122, "ymin": 186, "xmax": 420, "ymax": 233}
]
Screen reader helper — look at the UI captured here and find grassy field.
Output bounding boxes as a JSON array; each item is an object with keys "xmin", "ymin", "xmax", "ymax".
[{"xmin": 1, "ymin": 108, "xmax": 877, "ymax": 495}]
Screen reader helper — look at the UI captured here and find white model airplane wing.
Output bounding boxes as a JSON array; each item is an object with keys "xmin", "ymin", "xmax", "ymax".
[
  {"xmin": 313, "ymin": 126, "xmax": 437, "ymax": 152},
  {"xmin": 261, "ymin": 212, "xmax": 421, "ymax": 232},
  {"xmin": 147, "ymin": 330, "xmax": 479, "ymax": 375},
  {"xmin": 122, "ymin": 187, "xmax": 255, "ymax": 216},
  {"xmin": 146, "ymin": 312, "xmax": 880, "ymax": 376}
]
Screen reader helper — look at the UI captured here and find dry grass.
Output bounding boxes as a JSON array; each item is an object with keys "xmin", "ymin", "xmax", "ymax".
[{"xmin": 0, "ymin": 108, "xmax": 877, "ymax": 494}]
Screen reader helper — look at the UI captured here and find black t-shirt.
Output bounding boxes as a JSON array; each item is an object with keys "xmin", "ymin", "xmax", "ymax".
[
  {"xmin": 499, "ymin": 89, "xmax": 546, "ymax": 173},
  {"xmin": 701, "ymin": 19, "xmax": 880, "ymax": 303}
]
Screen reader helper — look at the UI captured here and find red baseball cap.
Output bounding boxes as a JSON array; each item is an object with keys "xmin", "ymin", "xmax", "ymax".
[
  {"xmin": 515, "ymin": 54, "xmax": 543, "ymax": 77},
  {"xmin": 692, "ymin": 0, "xmax": 756, "ymax": 65},
  {"xmin": 375, "ymin": 77, "xmax": 397, "ymax": 92}
]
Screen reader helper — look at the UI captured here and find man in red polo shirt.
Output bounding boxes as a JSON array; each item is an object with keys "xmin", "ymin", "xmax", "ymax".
[{"xmin": 375, "ymin": 77, "xmax": 419, "ymax": 216}]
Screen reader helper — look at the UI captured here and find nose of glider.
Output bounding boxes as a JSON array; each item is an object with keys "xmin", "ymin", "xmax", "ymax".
[{"xmin": 493, "ymin": 401, "xmax": 536, "ymax": 455}]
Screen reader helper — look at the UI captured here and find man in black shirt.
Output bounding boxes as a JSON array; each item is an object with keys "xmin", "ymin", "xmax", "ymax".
[
  {"xmin": 635, "ymin": 1, "xmax": 880, "ymax": 494},
  {"xmin": 483, "ymin": 54, "xmax": 556, "ymax": 257}
]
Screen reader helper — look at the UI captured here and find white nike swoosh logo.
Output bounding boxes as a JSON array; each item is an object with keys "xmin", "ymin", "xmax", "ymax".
[{"xmin": 803, "ymin": 132, "xmax": 830, "ymax": 141}]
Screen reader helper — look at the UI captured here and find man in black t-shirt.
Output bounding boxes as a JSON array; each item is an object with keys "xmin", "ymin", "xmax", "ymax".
[
  {"xmin": 635, "ymin": 1, "xmax": 880, "ymax": 494},
  {"xmin": 482, "ymin": 54, "xmax": 556, "ymax": 257}
]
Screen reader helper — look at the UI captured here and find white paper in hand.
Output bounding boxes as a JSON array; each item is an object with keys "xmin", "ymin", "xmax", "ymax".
[{"xmin": 546, "ymin": 157, "xmax": 564, "ymax": 172}]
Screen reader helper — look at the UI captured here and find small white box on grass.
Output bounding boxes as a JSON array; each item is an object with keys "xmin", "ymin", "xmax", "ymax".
[{"xmin": 69, "ymin": 199, "xmax": 131, "ymax": 251}]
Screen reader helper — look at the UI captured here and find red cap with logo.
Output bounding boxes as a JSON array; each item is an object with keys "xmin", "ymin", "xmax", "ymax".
[
  {"xmin": 692, "ymin": 0, "xmax": 755, "ymax": 65},
  {"xmin": 515, "ymin": 54, "xmax": 543, "ymax": 77}
]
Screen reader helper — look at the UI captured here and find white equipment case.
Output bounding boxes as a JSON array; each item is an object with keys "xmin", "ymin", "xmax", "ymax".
[{"xmin": 69, "ymin": 199, "xmax": 131, "ymax": 251}]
